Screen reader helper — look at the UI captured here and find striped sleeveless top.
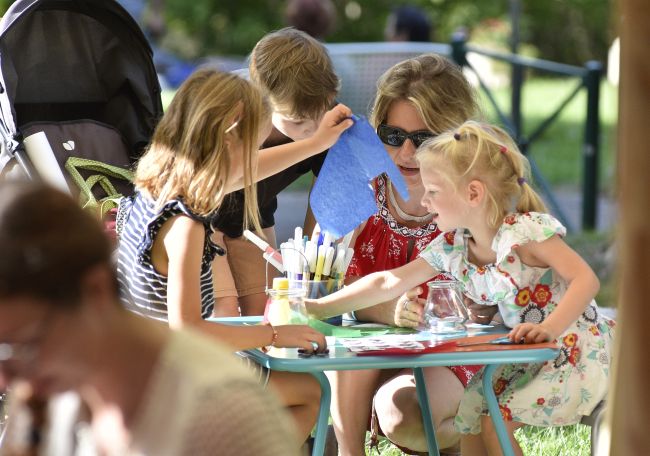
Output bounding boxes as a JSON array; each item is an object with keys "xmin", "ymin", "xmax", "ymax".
[{"xmin": 116, "ymin": 193, "xmax": 224, "ymax": 321}]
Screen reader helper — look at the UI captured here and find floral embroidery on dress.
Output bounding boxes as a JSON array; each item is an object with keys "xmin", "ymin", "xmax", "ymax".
[{"xmin": 358, "ymin": 241, "xmax": 376, "ymax": 263}]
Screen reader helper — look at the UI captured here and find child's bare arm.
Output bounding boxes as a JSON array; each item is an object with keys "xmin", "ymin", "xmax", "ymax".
[
  {"xmin": 163, "ymin": 217, "xmax": 326, "ymax": 351},
  {"xmin": 305, "ymin": 257, "xmax": 436, "ymax": 319},
  {"xmin": 510, "ymin": 235, "xmax": 599, "ymax": 343},
  {"xmin": 344, "ymin": 276, "xmax": 402, "ymax": 325},
  {"xmin": 253, "ymin": 104, "xmax": 353, "ymax": 182}
]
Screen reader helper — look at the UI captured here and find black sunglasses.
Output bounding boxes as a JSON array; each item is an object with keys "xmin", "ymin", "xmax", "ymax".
[{"xmin": 377, "ymin": 124, "xmax": 435, "ymax": 148}]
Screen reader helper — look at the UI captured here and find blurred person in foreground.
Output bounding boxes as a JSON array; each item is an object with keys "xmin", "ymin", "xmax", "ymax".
[{"xmin": 0, "ymin": 182, "xmax": 299, "ymax": 456}]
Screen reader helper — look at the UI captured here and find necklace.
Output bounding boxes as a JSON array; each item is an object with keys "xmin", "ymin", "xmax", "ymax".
[{"xmin": 386, "ymin": 180, "xmax": 433, "ymax": 223}]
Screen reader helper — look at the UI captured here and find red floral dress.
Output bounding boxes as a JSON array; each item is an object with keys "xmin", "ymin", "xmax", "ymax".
[
  {"xmin": 347, "ymin": 174, "xmax": 480, "ymax": 386},
  {"xmin": 419, "ymin": 212, "xmax": 615, "ymax": 432}
]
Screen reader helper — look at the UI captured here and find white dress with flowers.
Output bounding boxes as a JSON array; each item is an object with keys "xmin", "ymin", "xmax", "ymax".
[{"xmin": 419, "ymin": 212, "xmax": 615, "ymax": 433}]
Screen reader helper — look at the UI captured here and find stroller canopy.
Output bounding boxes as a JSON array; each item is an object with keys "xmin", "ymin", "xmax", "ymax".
[{"xmin": 0, "ymin": 0, "xmax": 163, "ymax": 162}]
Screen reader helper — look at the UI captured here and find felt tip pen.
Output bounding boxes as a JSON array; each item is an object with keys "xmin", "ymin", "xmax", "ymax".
[
  {"xmin": 322, "ymin": 246, "xmax": 335, "ymax": 278},
  {"xmin": 322, "ymin": 232, "xmax": 332, "ymax": 249},
  {"xmin": 313, "ymin": 244, "xmax": 327, "ymax": 281},
  {"xmin": 331, "ymin": 246, "xmax": 346, "ymax": 277},
  {"xmin": 305, "ymin": 240, "xmax": 317, "ymax": 274},
  {"xmin": 279, "ymin": 242, "xmax": 292, "ymax": 279},
  {"xmin": 263, "ymin": 252, "xmax": 285, "ymax": 273},
  {"xmin": 243, "ymin": 230, "xmax": 285, "ymax": 273}
]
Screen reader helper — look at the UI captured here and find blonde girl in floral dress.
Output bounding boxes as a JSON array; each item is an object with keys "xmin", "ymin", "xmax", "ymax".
[{"xmin": 306, "ymin": 120, "xmax": 614, "ymax": 455}]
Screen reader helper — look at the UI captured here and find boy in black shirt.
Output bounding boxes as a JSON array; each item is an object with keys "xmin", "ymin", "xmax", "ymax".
[{"xmin": 211, "ymin": 28, "xmax": 339, "ymax": 316}]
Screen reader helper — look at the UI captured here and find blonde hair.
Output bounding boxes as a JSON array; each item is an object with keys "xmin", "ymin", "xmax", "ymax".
[
  {"xmin": 135, "ymin": 68, "xmax": 268, "ymax": 233},
  {"xmin": 417, "ymin": 120, "xmax": 547, "ymax": 227},
  {"xmin": 249, "ymin": 27, "xmax": 338, "ymax": 120},
  {"xmin": 370, "ymin": 53, "xmax": 478, "ymax": 132}
]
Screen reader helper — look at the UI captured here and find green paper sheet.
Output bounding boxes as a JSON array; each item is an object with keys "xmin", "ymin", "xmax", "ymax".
[{"xmin": 309, "ymin": 318, "xmax": 416, "ymax": 338}]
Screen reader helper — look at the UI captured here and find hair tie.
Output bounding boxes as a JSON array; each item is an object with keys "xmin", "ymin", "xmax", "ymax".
[
  {"xmin": 453, "ymin": 132, "xmax": 461, "ymax": 141},
  {"xmin": 499, "ymin": 145, "xmax": 507, "ymax": 154},
  {"xmin": 517, "ymin": 177, "xmax": 526, "ymax": 186}
]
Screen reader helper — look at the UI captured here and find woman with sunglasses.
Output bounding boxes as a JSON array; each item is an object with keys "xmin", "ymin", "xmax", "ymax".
[{"xmin": 329, "ymin": 54, "xmax": 483, "ymax": 456}]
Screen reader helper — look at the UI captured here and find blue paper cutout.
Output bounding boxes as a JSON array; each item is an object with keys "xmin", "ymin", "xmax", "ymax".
[{"xmin": 310, "ymin": 115, "xmax": 409, "ymax": 238}]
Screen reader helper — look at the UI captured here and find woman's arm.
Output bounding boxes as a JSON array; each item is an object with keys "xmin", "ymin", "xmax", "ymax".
[
  {"xmin": 510, "ymin": 235, "xmax": 600, "ymax": 343},
  {"xmin": 306, "ymin": 257, "xmax": 436, "ymax": 319},
  {"xmin": 162, "ymin": 216, "xmax": 325, "ymax": 351}
]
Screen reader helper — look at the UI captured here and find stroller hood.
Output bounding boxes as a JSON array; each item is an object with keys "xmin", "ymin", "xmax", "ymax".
[{"xmin": 0, "ymin": 0, "xmax": 163, "ymax": 162}]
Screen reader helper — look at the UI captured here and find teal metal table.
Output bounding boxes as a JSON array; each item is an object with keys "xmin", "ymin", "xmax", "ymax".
[{"xmin": 211, "ymin": 317, "xmax": 558, "ymax": 456}]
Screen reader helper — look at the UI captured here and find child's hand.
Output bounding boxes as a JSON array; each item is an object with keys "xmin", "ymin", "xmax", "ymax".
[
  {"xmin": 310, "ymin": 103, "xmax": 354, "ymax": 151},
  {"xmin": 394, "ymin": 287, "xmax": 424, "ymax": 328},
  {"xmin": 508, "ymin": 322, "xmax": 555, "ymax": 344},
  {"xmin": 274, "ymin": 325, "xmax": 327, "ymax": 352}
]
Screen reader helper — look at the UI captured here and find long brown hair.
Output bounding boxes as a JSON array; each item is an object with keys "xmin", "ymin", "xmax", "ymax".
[{"xmin": 135, "ymin": 68, "xmax": 268, "ymax": 232}]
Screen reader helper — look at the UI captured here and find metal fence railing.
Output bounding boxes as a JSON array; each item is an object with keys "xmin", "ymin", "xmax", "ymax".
[{"xmin": 451, "ymin": 33, "xmax": 602, "ymax": 232}]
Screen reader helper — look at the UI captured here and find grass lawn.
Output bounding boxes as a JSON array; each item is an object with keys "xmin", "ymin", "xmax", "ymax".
[{"xmin": 364, "ymin": 423, "xmax": 592, "ymax": 455}]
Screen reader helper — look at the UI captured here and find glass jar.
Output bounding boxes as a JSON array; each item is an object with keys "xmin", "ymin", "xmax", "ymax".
[
  {"xmin": 424, "ymin": 280, "xmax": 469, "ymax": 334},
  {"xmin": 289, "ymin": 278, "xmax": 345, "ymax": 325},
  {"xmin": 264, "ymin": 278, "xmax": 309, "ymax": 326}
]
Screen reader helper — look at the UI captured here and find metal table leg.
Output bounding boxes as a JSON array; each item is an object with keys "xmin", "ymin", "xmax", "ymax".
[
  {"xmin": 482, "ymin": 364, "xmax": 514, "ymax": 456},
  {"xmin": 311, "ymin": 372, "xmax": 332, "ymax": 456},
  {"xmin": 413, "ymin": 367, "xmax": 441, "ymax": 455}
]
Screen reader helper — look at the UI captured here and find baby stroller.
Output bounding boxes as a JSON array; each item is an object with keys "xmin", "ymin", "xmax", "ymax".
[{"xmin": 0, "ymin": 0, "xmax": 163, "ymax": 214}]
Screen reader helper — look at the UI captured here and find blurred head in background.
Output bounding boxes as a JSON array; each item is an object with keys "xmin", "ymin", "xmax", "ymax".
[
  {"xmin": 384, "ymin": 5, "xmax": 432, "ymax": 42},
  {"xmin": 285, "ymin": 0, "xmax": 336, "ymax": 41}
]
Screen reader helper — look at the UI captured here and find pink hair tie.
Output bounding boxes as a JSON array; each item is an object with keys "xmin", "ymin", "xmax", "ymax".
[{"xmin": 499, "ymin": 145, "xmax": 508, "ymax": 154}]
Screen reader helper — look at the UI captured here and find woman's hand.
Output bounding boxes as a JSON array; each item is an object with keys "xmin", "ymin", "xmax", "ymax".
[
  {"xmin": 273, "ymin": 325, "xmax": 327, "ymax": 352},
  {"xmin": 393, "ymin": 287, "xmax": 424, "ymax": 328},
  {"xmin": 310, "ymin": 103, "xmax": 354, "ymax": 151},
  {"xmin": 465, "ymin": 298, "xmax": 499, "ymax": 325},
  {"xmin": 508, "ymin": 322, "xmax": 556, "ymax": 344}
]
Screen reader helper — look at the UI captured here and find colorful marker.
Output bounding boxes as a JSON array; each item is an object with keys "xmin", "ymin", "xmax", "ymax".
[{"xmin": 243, "ymin": 230, "xmax": 285, "ymax": 273}]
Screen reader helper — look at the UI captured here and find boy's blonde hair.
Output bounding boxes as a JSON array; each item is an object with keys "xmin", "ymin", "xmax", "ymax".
[
  {"xmin": 249, "ymin": 27, "xmax": 338, "ymax": 120},
  {"xmin": 370, "ymin": 54, "xmax": 478, "ymax": 132},
  {"xmin": 417, "ymin": 120, "xmax": 547, "ymax": 227},
  {"xmin": 135, "ymin": 68, "xmax": 268, "ymax": 233}
]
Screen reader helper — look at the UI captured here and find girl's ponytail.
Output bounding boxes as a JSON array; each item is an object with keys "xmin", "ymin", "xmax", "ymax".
[{"xmin": 516, "ymin": 180, "xmax": 547, "ymax": 214}]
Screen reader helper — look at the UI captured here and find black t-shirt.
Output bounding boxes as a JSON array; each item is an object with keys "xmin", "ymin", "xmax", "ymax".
[{"xmin": 211, "ymin": 134, "xmax": 327, "ymax": 238}]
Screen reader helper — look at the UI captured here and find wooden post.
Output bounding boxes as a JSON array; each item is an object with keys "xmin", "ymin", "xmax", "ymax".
[{"xmin": 602, "ymin": 0, "xmax": 650, "ymax": 454}]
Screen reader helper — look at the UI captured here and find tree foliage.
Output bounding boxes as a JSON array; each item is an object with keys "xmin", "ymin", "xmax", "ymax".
[
  {"xmin": 0, "ymin": 0, "xmax": 614, "ymax": 65},
  {"xmin": 160, "ymin": 0, "xmax": 612, "ymax": 65}
]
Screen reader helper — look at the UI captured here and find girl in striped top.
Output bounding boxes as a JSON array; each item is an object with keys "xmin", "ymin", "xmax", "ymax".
[{"xmin": 116, "ymin": 68, "xmax": 352, "ymax": 443}]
